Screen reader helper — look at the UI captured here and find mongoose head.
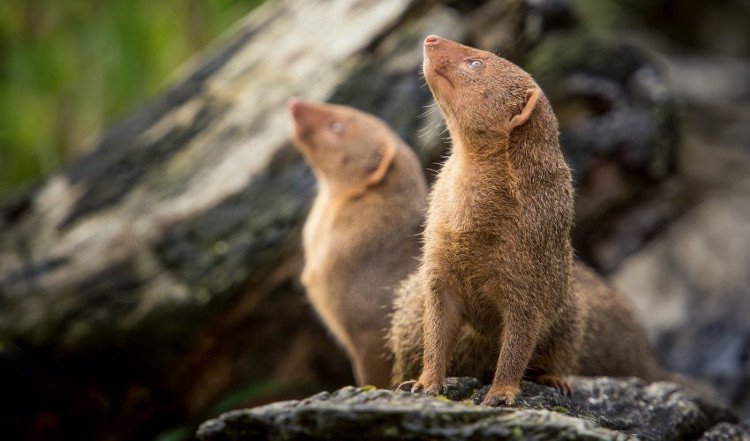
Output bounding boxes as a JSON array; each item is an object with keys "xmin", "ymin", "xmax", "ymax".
[
  {"xmin": 287, "ymin": 99, "xmax": 397, "ymax": 195},
  {"xmin": 422, "ymin": 35, "xmax": 552, "ymax": 142}
]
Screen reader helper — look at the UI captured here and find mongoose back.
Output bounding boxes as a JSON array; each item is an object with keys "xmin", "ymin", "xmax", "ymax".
[
  {"xmin": 288, "ymin": 99, "xmax": 427, "ymax": 387},
  {"xmin": 398, "ymin": 35, "xmax": 634, "ymax": 406}
]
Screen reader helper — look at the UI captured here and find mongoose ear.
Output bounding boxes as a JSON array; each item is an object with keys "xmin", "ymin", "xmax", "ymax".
[
  {"xmin": 509, "ymin": 87, "xmax": 541, "ymax": 130},
  {"xmin": 365, "ymin": 142, "xmax": 396, "ymax": 187}
]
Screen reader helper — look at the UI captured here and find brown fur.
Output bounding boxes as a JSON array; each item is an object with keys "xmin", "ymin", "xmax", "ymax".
[
  {"xmin": 389, "ymin": 261, "xmax": 671, "ymax": 385},
  {"xmin": 288, "ymin": 99, "xmax": 427, "ymax": 387},
  {"xmin": 394, "ymin": 36, "xmax": 668, "ymax": 406}
]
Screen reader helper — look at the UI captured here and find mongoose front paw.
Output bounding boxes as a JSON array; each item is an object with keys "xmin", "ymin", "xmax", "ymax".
[
  {"xmin": 534, "ymin": 374, "xmax": 571, "ymax": 396},
  {"xmin": 481, "ymin": 385, "xmax": 520, "ymax": 406}
]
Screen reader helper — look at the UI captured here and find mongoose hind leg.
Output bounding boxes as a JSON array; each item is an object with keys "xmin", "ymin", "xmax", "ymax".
[
  {"xmin": 528, "ymin": 317, "xmax": 581, "ymax": 397},
  {"xmin": 389, "ymin": 274, "xmax": 426, "ymax": 386}
]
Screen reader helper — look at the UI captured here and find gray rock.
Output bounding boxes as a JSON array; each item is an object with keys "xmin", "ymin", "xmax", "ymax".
[
  {"xmin": 197, "ymin": 377, "xmax": 736, "ymax": 441},
  {"xmin": 700, "ymin": 420, "xmax": 750, "ymax": 441}
]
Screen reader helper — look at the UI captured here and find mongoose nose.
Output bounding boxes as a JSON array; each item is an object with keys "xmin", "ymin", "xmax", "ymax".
[
  {"xmin": 424, "ymin": 35, "xmax": 439, "ymax": 46},
  {"xmin": 287, "ymin": 98, "xmax": 300, "ymax": 115}
]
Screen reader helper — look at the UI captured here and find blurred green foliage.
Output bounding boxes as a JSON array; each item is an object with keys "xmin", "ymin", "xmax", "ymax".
[
  {"xmin": 571, "ymin": 0, "xmax": 632, "ymax": 34},
  {"xmin": 0, "ymin": 0, "xmax": 264, "ymax": 197}
]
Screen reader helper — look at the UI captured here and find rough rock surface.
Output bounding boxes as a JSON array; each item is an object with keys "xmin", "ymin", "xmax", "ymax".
[
  {"xmin": 700, "ymin": 420, "xmax": 750, "ymax": 440},
  {"xmin": 197, "ymin": 377, "xmax": 736, "ymax": 441}
]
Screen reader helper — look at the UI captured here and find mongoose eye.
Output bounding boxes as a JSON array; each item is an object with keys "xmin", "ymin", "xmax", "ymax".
[
  {"xmin": 467, "ymin": 59, "xmax": 483, "ymax": 69},
  {"xmin": 330, "ymin": 121, "xmax": 344, "ymax": 133}
]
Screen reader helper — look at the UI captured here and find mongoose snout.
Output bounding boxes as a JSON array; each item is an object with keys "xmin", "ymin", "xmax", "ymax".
[
  {"xmin": 288, "ymin": 98, "xmax": 399, "ymax": 196},
  {"xmin": 422, "ymin": 35, "xmax": 543, "ymax": 138}
]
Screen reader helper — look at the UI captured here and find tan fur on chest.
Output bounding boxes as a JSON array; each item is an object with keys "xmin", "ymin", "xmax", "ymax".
[
  {"xmin": 429, "ymin": 158, "xmax": 519, "ymax": 234},
  {"xmin": 301, "ymin": 194, "xmax": 337, "ymax": 288}
]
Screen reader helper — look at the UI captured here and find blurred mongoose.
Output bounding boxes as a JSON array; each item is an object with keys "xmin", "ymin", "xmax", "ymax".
[
  {"xmin": 394, "ymin": 35, "xmax": 670, "ymax": 406},
  {"xmin": 288, "ymin": 99, "xmax": 427, "ymax": 388}
]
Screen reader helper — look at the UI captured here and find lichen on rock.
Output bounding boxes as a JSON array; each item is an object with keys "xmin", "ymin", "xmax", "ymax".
[{"xmin": 197, "ymin": 376, "xmax": 736, "ymax": 441}]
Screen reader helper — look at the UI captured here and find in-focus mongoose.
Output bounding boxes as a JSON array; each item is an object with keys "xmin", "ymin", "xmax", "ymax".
[
  {"xmin": 395, "ymin": 35, "xmax": 670, "ymax": 406},
  {"xmin": 288, "ymin": 99, "xmax": 427, "ymax": 387}
]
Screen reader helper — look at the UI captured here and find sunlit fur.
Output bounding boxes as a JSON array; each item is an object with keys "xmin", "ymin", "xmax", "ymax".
[
  {"xmin": 396, "ymin": 36, "xmax": 669, "ymax": 406},
  {"xmin": 416, "ymin": 36, "xmax": 576, "ymax": 405},
  {"xmin": 289, "ymin": 100, "xmax": 427, "ymax": 387},
  {"xmin": 389, "ymin": 262, "xmax": 671, "ymax": 388}
]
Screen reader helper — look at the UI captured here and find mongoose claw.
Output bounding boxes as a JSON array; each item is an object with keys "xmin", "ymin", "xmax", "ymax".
[
  {"xmin": 396, "ymin": 380, "xmax": 417, "ymax": 392},
  {"xmin": 534, "ymin": 374, "xmax": 572, "ymax": 397},
  {"xmin": 481, "ymin": 385, "xmax": 520, "ymax": 407},
  {"xmin": 395, "ymin": 379, "xmax": 443, "ymax": 396},
  {"xmin": 562, "ymin": 382, "xmax": 571, "ymax": 396}
]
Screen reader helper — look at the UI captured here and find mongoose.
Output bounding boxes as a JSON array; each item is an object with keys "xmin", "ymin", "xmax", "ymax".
[
  {"xmin": 390, "ymin": 261, "xmax": 670, "ymax": 386},
  {"xmin": 395, "ymin": 35, "xmax": 669, "ymax": 406},
  {"xmin": 288, "ymin": 99, "xmax": 427, "ymax": 388}
]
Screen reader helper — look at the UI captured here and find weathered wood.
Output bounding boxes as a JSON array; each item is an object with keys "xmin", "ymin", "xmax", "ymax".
[{"xmin": 1, "ymin": 0, "xmax": 426, "ymax": 351}]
